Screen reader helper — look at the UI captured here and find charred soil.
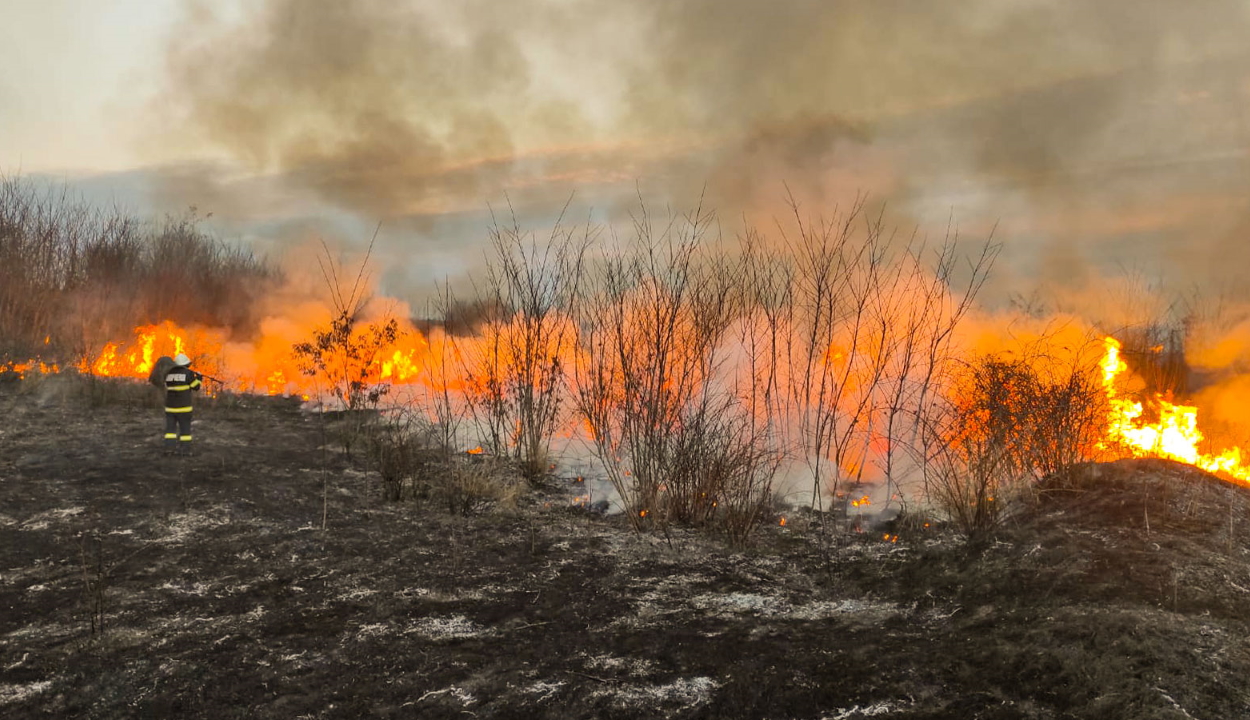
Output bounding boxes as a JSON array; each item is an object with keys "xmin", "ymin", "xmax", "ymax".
[{"xmin": 3, "ymin": 382, "xmax": 1250, "ymax": 719}]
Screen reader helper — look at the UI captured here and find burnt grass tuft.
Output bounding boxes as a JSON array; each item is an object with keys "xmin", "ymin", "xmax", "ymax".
[{"xmin": 4, "ymin": 387, "xmax": 1250, "ymax": 719}]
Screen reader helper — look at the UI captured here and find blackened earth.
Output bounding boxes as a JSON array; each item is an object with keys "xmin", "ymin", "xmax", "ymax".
[{"xmin": 3, "ymin": 377, "xmax": 1250, "ymax": 719}]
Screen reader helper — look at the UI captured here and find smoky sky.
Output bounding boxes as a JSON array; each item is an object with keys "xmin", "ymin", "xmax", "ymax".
[{"xmin": 154, "ymin": 0, "xmax": 1250, "ymax": 295}]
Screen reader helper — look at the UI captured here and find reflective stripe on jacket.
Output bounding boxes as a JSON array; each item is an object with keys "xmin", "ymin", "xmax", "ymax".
[{"xmin": 164, "ymin": 368, "xmax": 203, "ymax": 411}]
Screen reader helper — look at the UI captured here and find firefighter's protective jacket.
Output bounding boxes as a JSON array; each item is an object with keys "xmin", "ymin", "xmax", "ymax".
[{"xmin": 164, "ymin": 367, "xmax": 203, "ymax": 412}]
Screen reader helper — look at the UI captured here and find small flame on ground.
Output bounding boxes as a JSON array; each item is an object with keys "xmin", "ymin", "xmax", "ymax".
[
  {"xmin": 466, "ymin": 446, "xmax": 484, "ymax": 455},
  {"xmin": 779, "ymin": 516, "xmax": 787, "ymax": 527},
  {"xmin": 2, "ymin": 360, "xmax": 60, "ymax": 378},
  {"xmin": 850, "ymin": 495, "xmax": 871, "ymax": 508}
]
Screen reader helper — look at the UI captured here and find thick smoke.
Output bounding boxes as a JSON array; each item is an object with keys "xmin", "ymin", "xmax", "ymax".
[{"xmin": 154, "ymin": 0, "xmax": 1250, "ymax": 301}]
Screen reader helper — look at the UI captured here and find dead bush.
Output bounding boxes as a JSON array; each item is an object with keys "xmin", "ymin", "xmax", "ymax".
[
  {"xmin": 455, "ymin": 205, "xmax": 589, "ymax": 484},
  {"xmin": 924, "ymin": 348, "xmax": 1108, "ymax": 535},
  {"xmin": 367, "ymin": 412, "xmax": 438, "ymax": 502},
  {"xmin": 363, "ymin": 410, "xmax": 522, "ymax": 513},
  {"xmin": 421, "ymin": 455, "xmax": 523, "ymax": 516}
]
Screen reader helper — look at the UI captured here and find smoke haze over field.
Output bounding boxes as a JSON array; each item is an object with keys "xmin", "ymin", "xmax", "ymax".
[
  {"xmin": 140, "ymin": 0, "xmax": 1250, "ymax": 296},
  {"xmin": 6, "ymin": 1, "xmax": 1250, "ymax": 300}
]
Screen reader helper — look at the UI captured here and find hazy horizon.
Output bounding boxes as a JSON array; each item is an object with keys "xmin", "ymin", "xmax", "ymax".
[{"xmin": 6, "ymin": 1, "xmax": 1250, "ymax": 303}]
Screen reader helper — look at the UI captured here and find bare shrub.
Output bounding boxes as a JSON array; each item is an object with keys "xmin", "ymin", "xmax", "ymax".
[
  {"xmin": 573, "ymin": 201, "xmax": 784, "ymax": 544},
  {"xmin": 924, "ymin": 345, "xmax": 1108, "ymax": 535},
  {"xmin": 363, "ymin": 405, "xmax": 523, "ymax": 514},
  {"xmin": 292, "ymin": 238, "xmax": 399, "ymax": 411},
  {"xmin": 868, "ymin": 232, "xmax": 997, "ymax": 513},
  {"xmin": 698, "ymin": 412, "xmax": 786, "ymax": 547},
  {"xmin": 456, "ymin": 204, "xmax": 590, "ymax": 483},
  {"xmin": 770, "ymin": 197, "xmax": 999, "ymax": 523},
  {"xmin": 791, "ymin": 205, "xmax": 892, "ymax": 511},
  {"xmin": 367, "ymin": 411, "xmax": 437, "ymax": 502},
  {"xmin": 73, "ymin": 527, "xmax": 151, "ymax": 640}
]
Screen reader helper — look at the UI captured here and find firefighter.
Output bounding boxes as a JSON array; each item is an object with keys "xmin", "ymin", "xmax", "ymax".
[{"xmin": 163, "ymin": 353, "xmax": 203, "ymax": 455}]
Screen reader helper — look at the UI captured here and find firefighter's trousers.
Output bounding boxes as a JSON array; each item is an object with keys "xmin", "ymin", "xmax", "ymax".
[{"xmin": 164, "ymin": 410, "xmax": 193, "ymax": 452}]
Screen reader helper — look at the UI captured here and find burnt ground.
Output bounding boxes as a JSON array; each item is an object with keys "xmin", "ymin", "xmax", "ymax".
[{"xmin": 4, "ymin": 378, "xmax": 1250, "ymax": 718}]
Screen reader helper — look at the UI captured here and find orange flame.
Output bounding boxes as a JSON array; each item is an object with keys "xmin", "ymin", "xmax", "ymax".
[
  {"xmin": 1100, "ymin": 336, "xmax": 1250, "ymax": 483},
  {"xmin": 8, "ymin": 309, "xmax": 591, "ymax": 406},
  {"xmin": 2, "ymin": 360, "xmax": 60, "ymax": 378}
]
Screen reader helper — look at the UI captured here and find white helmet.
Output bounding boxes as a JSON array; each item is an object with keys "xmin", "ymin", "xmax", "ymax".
[{"xmin": 173, "ymin": 353, "xmax": 192, "ymax": 367}]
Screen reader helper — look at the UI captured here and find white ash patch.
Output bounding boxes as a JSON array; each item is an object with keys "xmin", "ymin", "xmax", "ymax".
[
  {"xmin": 822, "ymin": 700, "xmax": 910, "ymax": 718},
  {"xmin": 92, "ymin": 626, "xmax": 157, "ymax": 650},
  {"xmin": 25, "ymin": 584, "xmax": 48, "ymax": 593},
  {"xmin": 153, "ymin": 614, "xmax": 233, "ymax": 637},
  {"xmin": 405, "ymin": 614, "xmax": 497, "ymax": 641},
  {"xmin": 336, "ymin": 586, "xmax": 378, "ymax": 602},
  {"xmin": 690, "ymin": 592, "xmax": 897, "ymax": 622},
  {"xmin": 353, "ymin": 622, "xmax": 392, "ymax": 640},
  {"xmin": 106, "ymin": 528, "xmax": 134, "ymax": 536},
  {"xmin": 19, "ymin": 506, "xmax": 84, "ymax": 530},
  {"xmin": 0, "ymin": 514, "xmax": 17, "ymax": 527},
  {"xmin": 692, "ymin": 591, "xmax": 789, "ymax": 616},
  {"xmin": 0, "ymin": 680, "xmax": 53, "ymax": 706},
  {"xmin": 593, "ymin": 676, "xmax": 719, "ymax": 710},
  {"xmin": 279, "ymin": 650, "xmax": 318, "ymax": 667},
  {"xmin": 2, "ymin": 562, "xmax": 59, "ymax": 588},
  {"xmin": 156, "ymin": 506, "xmax": 232, "ymax": 544},
  {"xmin": 3, "ymin": 653, "xmax": 30, "ymax": 672},
  {"xmin": 522, "ymin": 680, "xmax": 566, "ymax": 700},
  {"xmin": 582, "ymin": 653, "xmax": 657, "ymax": 677},
  {"xmin": 788, "ymin": 598, "xmax": 899, "ymax": 621},
  {"xmin": 616, "ymin": 573, "xmax": 714, "ymax": 626},
  {"xmin": 219, "ymin": 580, "xmax": 258, "ymax": 595},
  {"xmin": 415, "ymin": 685, "xmax": 477, "ymax": 706},
  {"xmin": 4, "ymin": 622, "xmax": 76, "ymax": 643},
  {"xmin": 395, "ymin": 587, "xmax": 432, "ymax": 599},
  {"xmin": 638, "ymin": 572, "xmax": 713, "ymax": 596},
  {"xmin": 394, "ymin": 587, "xmax": 486, "ymax": 602},
  {"xmin": 473, "ymin": 584, "xmax": 515, "ymax": 598},
  {"xmin": 157, "ymin": 580, "xmax": 213, "ymax": 596}
]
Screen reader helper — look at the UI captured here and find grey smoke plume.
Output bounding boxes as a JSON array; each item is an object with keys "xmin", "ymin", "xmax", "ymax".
[{"xmin": 157, "ymin": 0, "xmax": 1250, "ymax": 292}]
